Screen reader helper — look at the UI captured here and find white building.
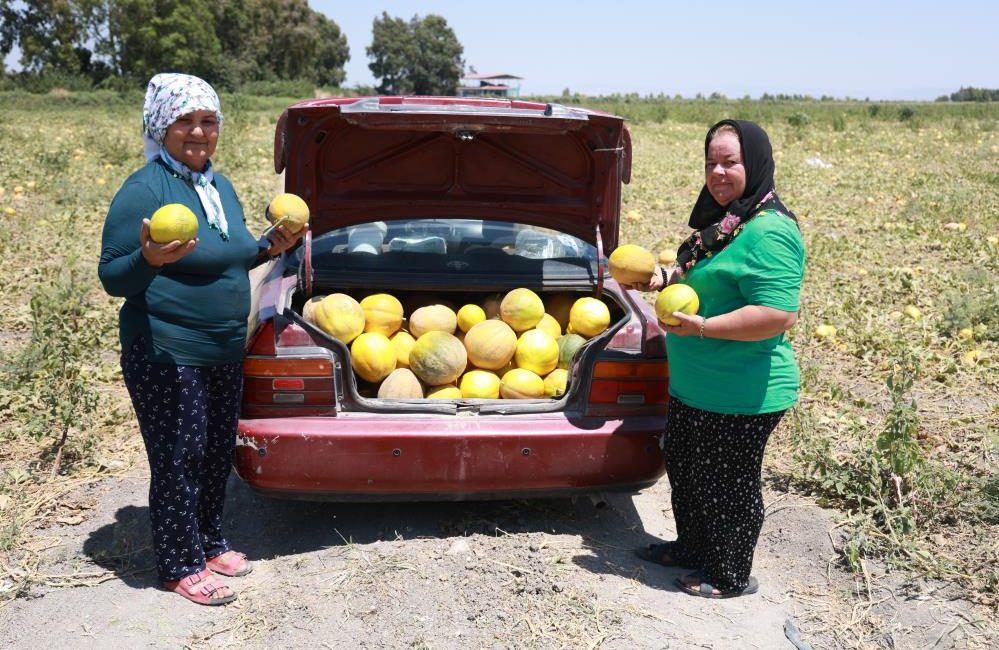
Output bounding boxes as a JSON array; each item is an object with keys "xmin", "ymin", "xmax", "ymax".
[{"xmin": 457, "ymin": 73, "xmax": 523, "ymax": 98}]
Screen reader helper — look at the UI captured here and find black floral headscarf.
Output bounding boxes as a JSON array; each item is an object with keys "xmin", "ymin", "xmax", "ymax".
[{"xmin": 675, "ymin": 119, "xmax": 797, "ymax": 274}]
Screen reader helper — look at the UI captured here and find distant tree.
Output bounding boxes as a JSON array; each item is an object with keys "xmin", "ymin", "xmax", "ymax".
[
  {"xmin": 210, "ymin": 0, "xmax": 267, "ymax": 88},
  {"xmin": 367, "ymin": 12, "xmax": 463, "ymax": 95},
  {"xmin": 0, "ymin": 4, "xmax": 18, "ymax": 66},
  {"xmin": 367, "ymin": 12, "xmax": 416, "ymax": 95},
  {"xmin": 947, "ymin": 86, "xmax": 998, "ymax": 102},
  {"xmin": 3, "ymin": 1, "xmax": 92, "ymax": 75},
  {"xmin": 409, "ymin": 15, "xmax": 463, "ymax": 95},
  {"xmin": 208, "ymin": 0, "xmax": 348, "ymax": 90},
  {"xmin": 1, "ymin": 0, "xmax": 349, "ymax": 91},
  {"xmin": 311, "ymin": 11, "xmax": 350, "ymax": 87},
  {"xmin": 110, "ymin": 0, "xmax": 221, "ymax": 84}
]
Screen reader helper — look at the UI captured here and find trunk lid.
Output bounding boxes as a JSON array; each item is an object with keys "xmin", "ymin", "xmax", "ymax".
[{"xmin": 275, "ymin": 96, "xmax": 631, "ymax": 253}]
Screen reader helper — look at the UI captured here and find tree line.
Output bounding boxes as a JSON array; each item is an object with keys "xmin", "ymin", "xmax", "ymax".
[
  {"xmin": 0, "ymin": 2, "xmax": 464, "ymax": 95},
  {"xmin": 936, "ymin": 87, "xmax": 998, "ymax": 102}
]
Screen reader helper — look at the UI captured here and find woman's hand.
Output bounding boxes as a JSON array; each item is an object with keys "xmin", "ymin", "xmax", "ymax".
[
  {"xmin": 621, "ymin": 265, "xmax": 678, "ymax": 292},
  {"xmin": 140, "ymin": 219, "xmax": 197, "ymax": 268},
  {"xmin": 662, "ymin": 311, "xmax": 704, "ymax": 337},
  {"xmin": 265, "ymin": 223, "xmax": 307, "ymax": 257}
]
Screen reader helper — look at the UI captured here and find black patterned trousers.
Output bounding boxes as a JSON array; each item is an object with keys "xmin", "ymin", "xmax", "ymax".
[
  {"xmin": 120, "ymin": 339, "xmax": 242, "ymax": 582},
  {"xmin": 662, "ymin": 396, "xmax": 785, "ymax": 592}
]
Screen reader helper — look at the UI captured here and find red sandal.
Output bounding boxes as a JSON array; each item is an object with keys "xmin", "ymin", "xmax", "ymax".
[
  {"xmin": 163, "ymin": 568, "xmax": 237, "ymax": 606},
  {"xmin": 206, "ymin": 550, "xmax": 253, "ymax": 577}
]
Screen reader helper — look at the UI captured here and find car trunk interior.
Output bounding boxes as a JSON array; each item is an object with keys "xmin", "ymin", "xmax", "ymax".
[{"xmin": 285, "ymin": 285, "xmax": 629, "ymax": 415}]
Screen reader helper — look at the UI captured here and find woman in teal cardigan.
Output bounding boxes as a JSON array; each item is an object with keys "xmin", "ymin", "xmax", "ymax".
[
  {"xmin": 99, "ymin": 73, "xmax": 302, "ymax": 605},
  {"xmin": 632, "ymin": 119, "xmax": 805, "ymax": 598}
]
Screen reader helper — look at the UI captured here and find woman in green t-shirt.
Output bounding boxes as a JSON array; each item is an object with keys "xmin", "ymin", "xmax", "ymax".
[{"xmin": 631, "ymin": 119, "xmax": 805, "ymax": 598}]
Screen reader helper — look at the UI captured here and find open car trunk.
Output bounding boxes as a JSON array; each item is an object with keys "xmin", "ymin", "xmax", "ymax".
[{"xmin": 285, "ymin": 282, "xmax": 630, "ymax": 416}]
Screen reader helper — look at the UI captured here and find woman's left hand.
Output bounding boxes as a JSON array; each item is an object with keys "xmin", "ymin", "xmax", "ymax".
[
  {"xmin": 265, "ymin": 224, "xmax": 307, "ymax": 257},
  {"xmin": 662, "ymin": 311, "xmax": 704, "ymax": 337}
]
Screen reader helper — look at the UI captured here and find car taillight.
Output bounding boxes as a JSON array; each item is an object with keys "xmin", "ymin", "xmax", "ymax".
[
  {"xmin": 582, "ymin": 303, "xmax": 668, "ymax": 416},
  {"xmin": 242, "ymin": 319, "xmax": 337, "ymax": 418},
  {"xmin": 585, "ymin": 359, "xmax": 669, "ymax": 416}
]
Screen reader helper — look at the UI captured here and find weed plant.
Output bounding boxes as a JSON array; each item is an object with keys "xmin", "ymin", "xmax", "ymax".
[{"xmin": 6, "ymin": 256, "xmax": 101, "ymax": 475}]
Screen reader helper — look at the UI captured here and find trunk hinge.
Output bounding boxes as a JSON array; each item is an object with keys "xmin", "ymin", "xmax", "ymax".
[
  {"xmin": 300, "ymin": 228, "xmax": 314, "ymax": 299},
  {"xmin": 594, "ymin": 223, "xmax": 604, "ymax": 299}
]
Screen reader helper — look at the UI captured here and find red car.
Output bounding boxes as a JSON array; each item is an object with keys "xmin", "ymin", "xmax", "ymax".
[{"xmin": 236, "ymin": 96, "xmax": 667, "ymax": 500}]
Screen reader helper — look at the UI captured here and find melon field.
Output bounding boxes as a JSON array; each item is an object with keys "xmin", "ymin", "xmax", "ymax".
[{"xmin": 0, "ymin": 92, "xmax": 996, "ymax": 649}]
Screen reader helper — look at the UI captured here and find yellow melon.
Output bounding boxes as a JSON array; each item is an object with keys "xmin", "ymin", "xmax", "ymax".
[
  {"xmin": 569, "ymin": 297, "xmax": 610, "ymax": 339},
  {"xmin": 659, "ymin": 248, "xmax": 677, "ymax": 265},
  {"xmin": 608, "ymin": 244, "xmax": 656, "ymax": 285},
  {"xmin": 301, "ymin": 295, "xmax": 324, "ymax": 325},
  {"xmin": 377, "ymin": 368, "xmax": 423, "ymax": 399},
  {"xmin": 460, "ymin": 370, "xmax": 501, "ymax": 399},
  {"xmin": 350, "ymin": 332, "xmax": 396, "ymax": 383},
  {"xmin": 456, "ymin": 304, "xmax": 487, "ymax": 333},
  {"xmin": 463, "ymin": 320, "xmax": 517, "ymax": 370},
  {"xmin": 543, "ymin": 369, "xmax": 569, "ymax": 397},
  {"xmin": 500, "ymin": 368, "xmax": 545, "ymax": 399},
  {"xmin": 266, "ymin": 193, "xmax": 309, "ymax": 233},
  {"xmin": 149, "ymin": 203, "xmax": 198, "ymax": 244},
  {"xmin": 409, "ymin": 304, "xmax": 457, "ymax": 338},
  {"xmin": 535, "ymin": 313, "xmax": 562, "ymax": 340},
  {"xmin": 314, "ymin": 293, "xmax": 366, "ymax": 344},
  {"xmin": 402, "ymin": 294, "xmax": 455, "ymax": 316},
  {"xmin": 500, "ymin": 288, "xmax": 545, "ymax": 332},
  {"xmin": 426, "ymin": 384, "xmax": 461, "ymax": 399},
  {"xmin": 360, "ymin": 293, "xmax": 404, "ymax": 337},
  {"xmin": 408, "ymin": 331, "xmax": 467, "ymax": 385},
  {"xmin": 389, "ymin": 330, "xmax": 416, "ymax": 368},
  {"xmin": 514, "ymin": 329, "xmax": 559, "ymax": 376},
  {"xmin": 655, "ymin": 284, "xmax": 700, "ymax": 326}
]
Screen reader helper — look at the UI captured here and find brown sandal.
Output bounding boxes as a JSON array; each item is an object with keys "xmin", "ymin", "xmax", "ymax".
[
  {"xmin": 163, "ymin": 568, "xmax": 237, "ymax": 605},
  {"xmin": 206, "ymin": 550, "xmax": 253, "ymax": 577}
]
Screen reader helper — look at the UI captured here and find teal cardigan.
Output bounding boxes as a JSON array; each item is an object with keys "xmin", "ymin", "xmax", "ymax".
[{"xmin": 99, "ymin": 158, "xmax": 264, "ymax": 366}]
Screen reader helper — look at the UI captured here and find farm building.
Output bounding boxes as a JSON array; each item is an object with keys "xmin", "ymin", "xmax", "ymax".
[{"xmin": 458, "ymin": 73, "xmax": 523, "ymax": 98}]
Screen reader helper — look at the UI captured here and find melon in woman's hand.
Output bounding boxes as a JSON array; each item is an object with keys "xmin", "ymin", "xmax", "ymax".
[
  {"xmin": 266, "ymin": 193, "xmax": 310, "ymax": 233},
  {"xmin": 655, "ymin": 284, "xmax": 699, "ymax": 326},
  {"xmin": 608, "ymin": 244, "xmax": 656, "ymax": 285},
  {"xmin": 149, "ymin": 203, "xmax": 198, "ymax": 243}
]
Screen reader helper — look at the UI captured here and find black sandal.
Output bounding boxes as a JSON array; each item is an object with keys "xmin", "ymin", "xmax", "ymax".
[
  {"xmin": 675, "ymin": 573, "xmax": 759, "ymax": 599},
  {"xmin": 634, "ymin": 542, "xmax": 687, "ymax": 568}
]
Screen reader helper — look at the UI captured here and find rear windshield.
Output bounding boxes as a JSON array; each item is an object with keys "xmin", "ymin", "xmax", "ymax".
[{"xmin": 299, "ymin": 219, "xmax": 601, "ymax": 279}]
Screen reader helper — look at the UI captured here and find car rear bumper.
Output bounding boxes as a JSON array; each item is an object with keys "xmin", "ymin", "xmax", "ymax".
[{"xmin": 234, "ymin": 414, "xmax": 666, "ymax": 501}]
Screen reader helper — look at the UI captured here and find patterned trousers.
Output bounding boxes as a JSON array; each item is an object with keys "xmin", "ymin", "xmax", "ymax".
[
  {"xmin": 662, "ymin": 396, "xmax": 785, "ymax": 592},
  {"xmin": 120, "ymin": 339, "xmax": 243, "ymax": 582}
]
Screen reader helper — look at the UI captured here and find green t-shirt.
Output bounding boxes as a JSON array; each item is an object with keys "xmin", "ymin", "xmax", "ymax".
[
  {"xmin": 98, "ymin": 159, "xmax": 261, "ymax": 366},
  {"xmin": 666, "ymin": 210, "xmax": 805, "ymax": 414}
]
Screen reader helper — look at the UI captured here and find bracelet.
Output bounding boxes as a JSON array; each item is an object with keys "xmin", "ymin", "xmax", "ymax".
[{"xmin": 698, "ymin": 316, "xmax": 706, "ymax": 339}]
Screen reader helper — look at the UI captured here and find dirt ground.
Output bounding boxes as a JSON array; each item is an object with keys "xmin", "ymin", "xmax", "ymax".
[{"xmin": 1, "ymin": 460, "xmax": 993, "ymax": 650}]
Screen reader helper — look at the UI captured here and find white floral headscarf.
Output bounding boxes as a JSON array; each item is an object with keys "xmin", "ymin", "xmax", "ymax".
[
  {"xmin": 142, "ymin": 73, "xmax": 229, "ymax": 239},
  {"xmin": 142, "ymin": 73, "xmax": 224, "ymax": 160}
]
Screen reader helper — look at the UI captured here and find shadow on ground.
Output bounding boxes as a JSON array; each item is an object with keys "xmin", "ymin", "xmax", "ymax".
[{"xmin": 82, "ymin": 474, "xmax": 675, "ymax": 593}]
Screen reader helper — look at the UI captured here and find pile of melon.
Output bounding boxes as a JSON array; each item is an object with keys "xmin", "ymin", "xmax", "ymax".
[{"xmin": 301, "ymin": 288, "xmax": 613, "ymax": 400}]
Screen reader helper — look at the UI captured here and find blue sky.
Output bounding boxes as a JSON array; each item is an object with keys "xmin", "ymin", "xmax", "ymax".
[
  {"xmin": 316, "ymin": 0, "xmax": 998, "ymax": 99},
  {"xmin": 4, "ymin": 1, "xmax": 996, "ymax": 99}
]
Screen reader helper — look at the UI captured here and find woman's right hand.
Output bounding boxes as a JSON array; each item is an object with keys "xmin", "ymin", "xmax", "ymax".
[{"xmin": 140, "ymin": 218, "xmax": 197, "ymax": 268}]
